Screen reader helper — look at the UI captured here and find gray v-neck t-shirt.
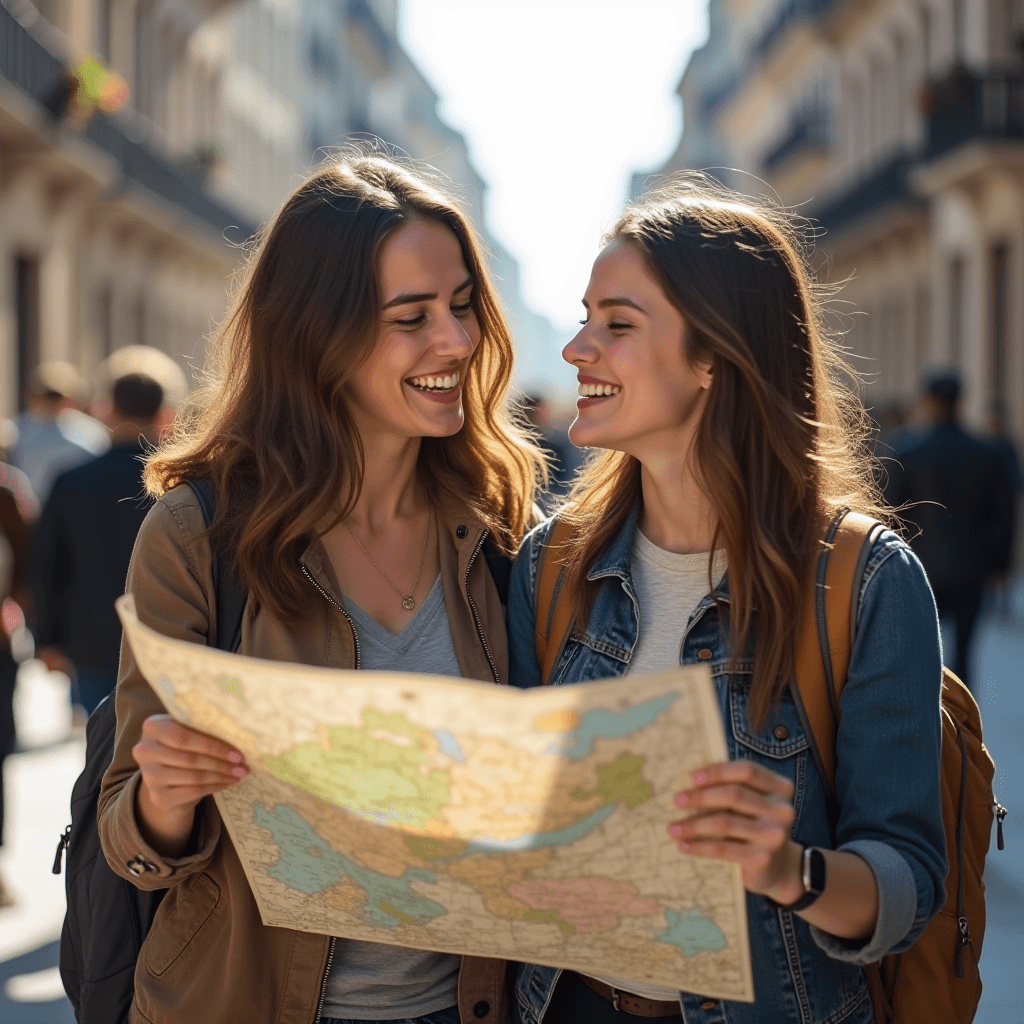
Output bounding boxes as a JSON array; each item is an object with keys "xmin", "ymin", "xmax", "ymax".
[{"xmin": 320, "ymin": 576, "xmax": 463, "ymax": 1020}]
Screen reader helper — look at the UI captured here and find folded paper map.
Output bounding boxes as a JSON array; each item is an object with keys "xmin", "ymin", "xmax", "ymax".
[{"xmin": 117, "ymin": 595, "xmax": 753, "ymax": 1002}]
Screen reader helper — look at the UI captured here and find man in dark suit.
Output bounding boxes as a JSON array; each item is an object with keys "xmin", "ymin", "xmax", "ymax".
[
  {"xmin": 885, "ymin": 372, "xmax": 1013, "ymax": 692},
  {"xmin": 30, "ymin": 373, "xmax": 165, "ymax": 713}
]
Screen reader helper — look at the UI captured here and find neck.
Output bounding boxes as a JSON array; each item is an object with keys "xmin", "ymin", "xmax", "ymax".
[
  {"xmin": 634, "ymin": 430, "xmax": 716, "ymax": 554},
  {"xmin": 110, "ymin": 421, "xmax": 156, "ymax": 445},
  {"xmin": 346, "ymin": 429, "xmax": 425, "ymax": 532}
]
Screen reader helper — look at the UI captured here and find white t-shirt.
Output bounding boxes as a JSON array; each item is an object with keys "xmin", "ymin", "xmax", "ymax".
[{"xmin": 591, "ymin": 529, "xmax": 727, "ymax": 1002}]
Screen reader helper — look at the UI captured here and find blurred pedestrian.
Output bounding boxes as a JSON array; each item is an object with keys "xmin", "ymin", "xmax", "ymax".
[
  {"xmin": 520, "ymin": 393, "xmax": 580, "ymax": 507},
  {"xmin": 30, "ymin": 372, "xmax": 168, "ymax": 714},
  {"xmin": 0, "ymin": 424, "xmax": 38, "ymax": 908},
  {"xmin": 988, "ymin": 398, "xmax": 1021, "ymax": 614},
  {"xmin": 885, "ymin": 371, "xmax": 1013, "ymax": 690},
  {"xmin": 10, "ymin": 361, "xmax": 107, "ymax": 505}
]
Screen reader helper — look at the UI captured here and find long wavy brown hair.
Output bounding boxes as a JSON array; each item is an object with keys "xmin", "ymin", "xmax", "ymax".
[
  {"xmin": 560, "ymin": 174, "xmax": 887, "ymax": 728},
  {"xmin": 146, "ymin": 152, "xmax": 545, "ymax": 623}
]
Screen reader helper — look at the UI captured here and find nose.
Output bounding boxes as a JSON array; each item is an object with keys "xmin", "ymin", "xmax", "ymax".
[
  {"xmin": 433, "ymin": 310, "xmax": 477, "ymax": 360},
  {"xmin": 563, "ymin": 323, "xmax": 597, "ymax": 367}
]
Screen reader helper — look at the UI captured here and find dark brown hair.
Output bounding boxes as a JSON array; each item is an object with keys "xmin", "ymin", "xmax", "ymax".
[
  {"xmin": 146, "ymin": 152, "xmax": 545, "ymax": 622},
  {"xmin": 561, "ymin": 174, "xmax": 886, "ymax": 727}
]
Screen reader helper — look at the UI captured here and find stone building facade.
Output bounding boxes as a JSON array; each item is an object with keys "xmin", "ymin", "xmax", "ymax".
[{"xmin": 650, "ymin": 0, "xmax": 1024, "ymax": 434}]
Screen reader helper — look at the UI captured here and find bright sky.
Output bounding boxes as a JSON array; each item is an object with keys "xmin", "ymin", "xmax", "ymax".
[{"xmin": 399, "ymin": 0, "xmax": 709, "ymax": 340}]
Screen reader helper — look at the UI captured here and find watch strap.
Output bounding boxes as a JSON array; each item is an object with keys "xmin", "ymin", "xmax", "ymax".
[{"xmin": 778, "ymin": 846, "xmax": 826, "ymax": 913}]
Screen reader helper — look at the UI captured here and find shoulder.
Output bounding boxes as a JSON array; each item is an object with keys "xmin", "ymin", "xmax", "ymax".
[
  {"xmin": 134, "ymin": 484, "xmax": 209, "ymax": 574},
  {"xmin": 857, "ymin": 528, "xmax": 934, "ymax": 626}
]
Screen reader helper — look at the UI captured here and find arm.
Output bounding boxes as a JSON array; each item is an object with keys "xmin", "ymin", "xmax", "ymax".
[
  {"xmin": 670, "ymin": 537, "xmax": 945, "ymax": 956},
  {"xmin": 28, "ymin": 478, "xmax": 71, "ymax": 655},
  {"xmin": 507, "ymin": 521, "xmax": 548, "ymax": 689},
  {"xmin": 97, "ymin": 494, "xmax": 247, "ymax": 885}
]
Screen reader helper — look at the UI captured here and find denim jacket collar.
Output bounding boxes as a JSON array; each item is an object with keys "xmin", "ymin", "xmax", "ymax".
[{"xmin": 585, "ymin": 501, "xmax": 732, "ymax": 609}]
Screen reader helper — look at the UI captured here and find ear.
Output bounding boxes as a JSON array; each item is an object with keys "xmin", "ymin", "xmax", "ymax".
[{"xmin": 694, "ymin": 358, "xmax": 714, "ymax": 391}]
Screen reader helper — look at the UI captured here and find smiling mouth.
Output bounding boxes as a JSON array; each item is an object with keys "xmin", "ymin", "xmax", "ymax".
[{"xmin": 407, "ymin": 370, "xmax": 460, "ymax": 394}]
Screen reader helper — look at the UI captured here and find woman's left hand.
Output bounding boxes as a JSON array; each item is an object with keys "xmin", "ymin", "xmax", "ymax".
[{"xmin": 668, "ymin": 759, "xmax": 804, "ymax": 902}]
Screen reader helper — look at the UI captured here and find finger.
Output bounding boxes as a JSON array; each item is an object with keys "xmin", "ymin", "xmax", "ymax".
[
  {"xmin": 685, "ymin": 760, "xmax": 794, "ymax": 800},
  {"xmin": 674, "ymin": 783, "xmax": 795, "ymax": 827},
  {"xmin": 672, "ymin": 837, "xmax": 774, "ymax": 869},
  {"xmin": 134, "ymin": 739, "xmax": 247, "ymax": 775},
  {"xmin": 142, "ymin": 715, "xmax": 244, "ymax": 764},
  {"xmin": 669, "ymin": 811, "xmax": 789, "ymax": 846},
  {"xmin": 141, "ymin": 765, "xmax": 248, "ymax": 789}
]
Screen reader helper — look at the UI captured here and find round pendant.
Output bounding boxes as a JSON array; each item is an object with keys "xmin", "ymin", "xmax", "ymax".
[{"xmin": 402, "ymin": 596, "xmax": 416, "ymax": 611}]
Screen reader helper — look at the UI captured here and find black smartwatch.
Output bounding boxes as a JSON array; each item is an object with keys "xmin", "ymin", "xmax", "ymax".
[{"xmin": 781, "ymin": 845, "xmax": 827, "ymax": 913}]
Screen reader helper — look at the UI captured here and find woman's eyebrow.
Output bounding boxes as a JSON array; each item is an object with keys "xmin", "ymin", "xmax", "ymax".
[
  {"xmin": 581, "ymin": 296, "xmax": 649, "ymax": 314},
  {"xmin": 382, "ymin": 277, "xmax": 474, "ymax": 309}
]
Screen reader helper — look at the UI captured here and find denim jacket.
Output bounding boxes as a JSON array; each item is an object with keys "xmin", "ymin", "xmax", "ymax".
[{"xmin": 507, "ymin": 506, "xmax": 946, "ymax": 1024}]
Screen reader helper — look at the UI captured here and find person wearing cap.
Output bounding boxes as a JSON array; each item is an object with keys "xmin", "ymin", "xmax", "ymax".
[
  {"xmin": 30, "ymin": 373, "xmax": 170, "ymax": 713},
  {"xmin": 10, "ymin": 361, "xmax": 108, "ymax": 505},
  {"xmin": 885, "ymin": 371, "xmax": 1013, "ymax": 690}
]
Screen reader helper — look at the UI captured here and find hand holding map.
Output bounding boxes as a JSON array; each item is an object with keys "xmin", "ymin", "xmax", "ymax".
[{"xmin": 117, "ymin": 595, "xmax": 753, "ymax": 1002}]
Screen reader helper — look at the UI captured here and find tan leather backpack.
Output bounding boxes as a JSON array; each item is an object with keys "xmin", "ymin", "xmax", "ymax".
[{"xmin": 533, "ymin": 509, "xmax": 1006, "ymax": 1023}]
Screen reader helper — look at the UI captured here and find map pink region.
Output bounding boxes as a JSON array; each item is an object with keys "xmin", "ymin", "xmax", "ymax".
[{"xmin": 507, "ymin": 876, "xmax": 658, "ymax": 932}]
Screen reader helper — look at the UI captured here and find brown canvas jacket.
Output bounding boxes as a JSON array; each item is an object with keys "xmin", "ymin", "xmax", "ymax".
[{"xmin": 98, "ymin": 484, "xmax": 511, "ymax": 1024}]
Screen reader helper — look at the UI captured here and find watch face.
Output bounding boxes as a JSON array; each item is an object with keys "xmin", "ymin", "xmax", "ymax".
[{"xmin": 807, "ymin": 847, "xmax": 827, "ymax": 895}]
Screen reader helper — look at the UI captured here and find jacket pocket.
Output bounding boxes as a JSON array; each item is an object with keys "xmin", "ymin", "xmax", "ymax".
[
  {"xmin": 727, "ymin": 673, "xmax": 809, "ymax": 759},
  {"xmin": 144, "ymin": 872, "xmax": 222, "ymax": 977}
]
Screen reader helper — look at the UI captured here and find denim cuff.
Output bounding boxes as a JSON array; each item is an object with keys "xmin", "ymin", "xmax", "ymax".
[{"xmin": 810, "ymin": 839, "xmax": 917, "ymax": 963}]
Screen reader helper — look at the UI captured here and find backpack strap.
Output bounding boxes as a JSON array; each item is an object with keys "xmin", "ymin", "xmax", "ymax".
[
  {"xmin": 791, "ymin": 509, "xmax": 886, "ymax": 800},
  {"xmin": 534, "ymin": 517, "xmax": 578, "ymax": 686},
  {"xmin": 185, "ymin": 477, "xmax": 247, "ymax": 654}
]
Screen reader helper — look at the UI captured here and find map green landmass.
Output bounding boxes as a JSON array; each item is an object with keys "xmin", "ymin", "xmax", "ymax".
[{"xmin": 264, "ymin": 709, "xmax": 449, "ymax": 828}]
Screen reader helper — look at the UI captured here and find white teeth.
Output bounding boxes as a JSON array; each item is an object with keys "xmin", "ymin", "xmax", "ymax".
[
  {"xmin": 577, "ymin": 382, "xmax": 621, "ymax": 398},
  {"xmin": 408, "ymin": 371, "xmax": 460, "ymax": 391}
]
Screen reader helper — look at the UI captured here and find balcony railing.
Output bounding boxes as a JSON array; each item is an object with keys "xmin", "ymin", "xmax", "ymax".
[
  {"xmin": 925, "ymin": 68, "xmax": 1024, "ymax": 160},
  {"xmin": 763, "ymin": 107, "xmax": 831, "ymax": 173},
  {"xmin": 812, "ymin": 155, "xmax": 924, "ymax": 238},
  {"xmin": 0, "ymin": 0, "xmax": 254, "ymax": 242},
  {"xmin": 754, "ymin": 0, "xmax": 840, "ymax": 62}
]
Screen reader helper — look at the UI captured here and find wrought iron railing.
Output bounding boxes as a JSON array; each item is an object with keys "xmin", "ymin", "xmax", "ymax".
[
  {"xmin": 925, "ymin": 68, "xmax": 1024, "ymax": 159},
  {"xmin": 0, "ymin": 0, "xmax": 254, "ymax": 242},
  {"xmin": 763, "ymin": 107, "xmax": 831, "ymax": 173}
]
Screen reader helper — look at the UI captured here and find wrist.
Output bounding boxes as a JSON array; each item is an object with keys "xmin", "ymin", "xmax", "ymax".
[
  {"xmin": 763, "ymin": 840, "xmax": 806, "ymax": 906},
  {"xmin": 136, "ymin": 782, "xmax": 196, "ymax": 858}
]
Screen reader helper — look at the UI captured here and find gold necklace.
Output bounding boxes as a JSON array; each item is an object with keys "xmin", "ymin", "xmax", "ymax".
[{"xmin": 344, "ymin": 510, "xmax": 431, "ymax": 611}]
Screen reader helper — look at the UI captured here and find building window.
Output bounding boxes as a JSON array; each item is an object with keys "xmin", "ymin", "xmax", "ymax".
[
  {"xmin": 96, "ymin": 284, "xmax": 113, "ymax": 357},
  {"xmin": 949, "ymin": 256, "xmax": 965, "ymax": 367},
  {"xmin": 133, "ymin": 294, "xmax": 147, "ymax": 348},
  {"xmin": 953, "ymin": 0, "xmax": 966, "ymax": 59},
  {"xmin": 914, "ymin": 285, "xmax": 931, "ymax": 379},
  {"xmin": 990, "ymin": 243, "xmax": 1009, "ymax": 403},
  {"xmin": 97, "ymin": 0, "xmax": 114, "ymax": 63},
  {"xmin": 14, "ymin": 255, "xmax": 40, "ymax": 412}
]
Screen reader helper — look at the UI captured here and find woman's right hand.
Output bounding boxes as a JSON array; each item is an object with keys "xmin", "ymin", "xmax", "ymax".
[{"xmin": 132, "ymin": 714, "xmax": 249, "ymax": 857}]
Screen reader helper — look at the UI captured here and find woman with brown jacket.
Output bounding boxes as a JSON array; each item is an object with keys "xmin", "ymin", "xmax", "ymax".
[{"xmin": 97, "ymin": 154, "xmax": 545, "ymax": 1024}]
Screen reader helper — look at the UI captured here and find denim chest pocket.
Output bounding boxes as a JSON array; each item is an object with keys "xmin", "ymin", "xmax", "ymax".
[{"xmin": 723, "ymin": 668, "xmax": 809, "ymax": 759}]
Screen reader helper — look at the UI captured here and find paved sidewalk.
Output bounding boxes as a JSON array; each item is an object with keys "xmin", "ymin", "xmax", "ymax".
[{"xmin": 972, "ymin": 597, "xmax": 1024, "ymax": 1024}]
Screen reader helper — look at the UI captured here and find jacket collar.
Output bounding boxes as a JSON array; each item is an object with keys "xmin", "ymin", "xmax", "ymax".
[{"xmin": 586, "ymin": 500, "xmax": 731, "ymax": 603}]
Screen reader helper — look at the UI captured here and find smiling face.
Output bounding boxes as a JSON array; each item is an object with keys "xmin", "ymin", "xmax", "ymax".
[
  {"xmin": 564, "ymin": 239, "xmax": 712, "ymax": 457},
  {"xmin": 344, "ymin": 217, "xmax": 480, "ymax": 442}
]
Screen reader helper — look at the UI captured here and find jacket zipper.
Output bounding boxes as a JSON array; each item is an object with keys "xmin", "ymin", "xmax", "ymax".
[
  {"xmin": 465, "ymin": 530, "xmax": 500, "ymax": 683},
  {"xmin": 301, "ymin": 563, "xmax": 361, "ymax": 669},
  {"xmin": 314, "ymin": 936, "xmax": 336, "ymax": 1023},
  {"xmin": 301, "ymin": 562, "xmax": 348, "ymax": 1021},
  {"xmin": 954, "ymin": 726, "xmax": 974, "ymax": 978}
]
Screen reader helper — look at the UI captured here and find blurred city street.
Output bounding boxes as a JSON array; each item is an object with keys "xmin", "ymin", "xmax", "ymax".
[{"xmin": 0, "ymin": 598, "xmax": 1022, "ymax": 1023}]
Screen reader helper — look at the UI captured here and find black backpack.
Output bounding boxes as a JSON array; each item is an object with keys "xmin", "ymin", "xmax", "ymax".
[
  {"xmin": 54, "ymin": 479, "xmax": 246, "ymax": 1024},
  {"xmin": 54, "ymin": 482, "xmax": 511, "ymax": 1022}
]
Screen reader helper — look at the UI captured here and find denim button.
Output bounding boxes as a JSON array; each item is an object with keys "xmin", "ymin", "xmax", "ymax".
[
  {"xmin": 697, "ymin": 648, "xmax": 712, "ymax": 660},
  {"xmin": 472, "ymin": 1000, "xmax": 490, "ymax": 1018},
  {"xmin": 774, "ymin": 725, "xmax": 790, "ymax": 740},
  {"xmin": 701, "ymin": 999, "xmax": 716, "ymax": 1010},
  {"xmin": 457, "ymin": 525, "xmax": 468, "ymax": 538}
]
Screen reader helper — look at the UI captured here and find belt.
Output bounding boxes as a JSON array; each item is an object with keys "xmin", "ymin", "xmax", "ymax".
[{"xmin": 574, "ymin": 973, "xmax": 683, "ymax": 1018}]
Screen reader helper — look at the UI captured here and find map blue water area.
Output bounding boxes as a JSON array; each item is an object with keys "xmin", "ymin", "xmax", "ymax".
[
  {"xmin": 562, "ymin": 693, "xmax": 680, "ymax": 759},
  {"xmin": 252, "ymin": 803, "xmax": 449, "ymax": 928},
  {"xmin": 431, "ymin": 727, "xmax": 466, "ymax": 762},
  {"xmin": 657, "ymin": 908, "xmax": 728, "ymax": 956},
  {"xmin": 461, "ymin": 803, "xmax": 617, "ymax": 854}
]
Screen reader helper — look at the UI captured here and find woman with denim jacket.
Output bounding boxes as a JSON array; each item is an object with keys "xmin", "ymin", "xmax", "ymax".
[{"xmin": 507, "ymin": 176, "xmax": 946, "ymax": 1024}]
